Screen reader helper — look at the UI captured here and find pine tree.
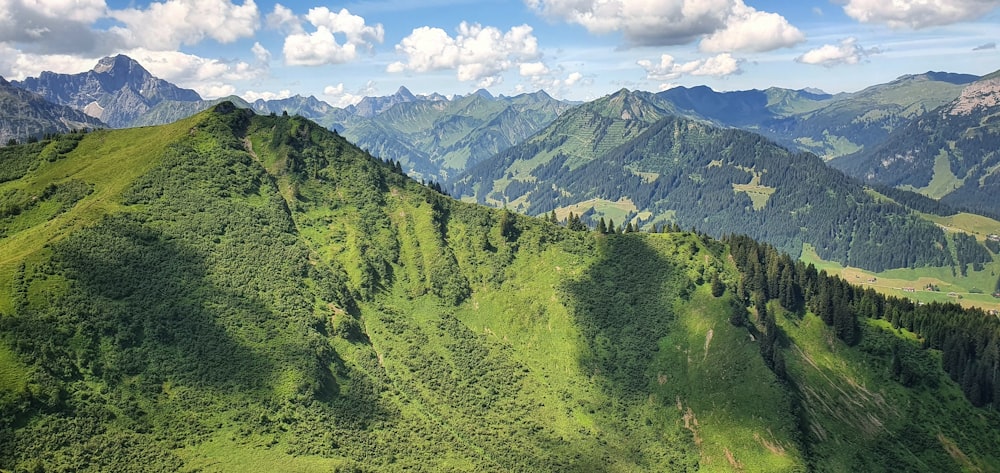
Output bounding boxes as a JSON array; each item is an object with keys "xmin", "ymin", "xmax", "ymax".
[
  {"xmin": 597, "ymin": 217, "xmax": 608, "ymax": 234},
  {"xmin": 711, "ymin": 273, "xmax": 725, "ymax": 297}
]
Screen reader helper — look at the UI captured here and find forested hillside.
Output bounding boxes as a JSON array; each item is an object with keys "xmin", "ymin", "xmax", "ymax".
[
  {"xmin": 1, "ymin": 105, "xmax": 998, "ymax": 472},
  {"xmin": 455, "ymin": 110, "xmax": 990, "ymax": 273}
]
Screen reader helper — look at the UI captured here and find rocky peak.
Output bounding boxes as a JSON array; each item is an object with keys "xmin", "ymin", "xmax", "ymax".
[{"xmin": 948, "ymin": 74, "xmax": 1000, "ymax": 115}]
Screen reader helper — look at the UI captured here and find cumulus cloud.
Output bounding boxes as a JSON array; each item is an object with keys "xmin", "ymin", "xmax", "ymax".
[
  {"xmin": 700, "ymin": 3, "xmax": 804, "ymax": 53},
  {"xmin": 0, "ymin": 0, "xmax": 119, "ymax": 54},
  {"xmin": 266, "ymin": 3, "xmax": 303, "ymax": 34},
  {"xmin": 841, "ymin": 0, "xmax": 999, "ymax": 28},
  {"xmin": 795, "ymin": 37, "xmax": 880, "ymax": 67},
  {"xmin": 251, "ymin": 42, "xmax": 271, "ymax": 63},
  {"xmin": 525, "ymin": 0, "xmax": 802, "ymax": 52},
  {"xmin": 388, "ymin": 22, "xmax": 540, "ymax": 88},
  {"xmin": 110, "ymin": 0, "xmax": 260, "ymax": 50},
  {"xmin": 637, "ymin": 53, "xmax": 743, "ymax": 80},
  {"xmin": 123, "ymin": 48, "xmax": 265, "ymax": 98},
  {"xmin": 973, "ymin": 42, "xmax": 997, "ymax": 50},
  {"xmin": 0, "ymin": 46, "xmax": 99, "ymax": 80},
  {"xmin": 282, "ymin": 7, "xmax": 384, "ymax": 66},
  {"xmin": 242, "ymin": 89, "xmax": 292, "ymax": 101},
  {"xmin": 322, "ymin": 81, "xmax": 376, "ymax": 107}
]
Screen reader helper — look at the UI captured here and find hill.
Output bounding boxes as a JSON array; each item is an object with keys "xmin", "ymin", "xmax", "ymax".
[
  {"xmin": 830, "ymin": 71, "xmax": 1000, "ymax": 219},
  {"xmin": 454, "ymin": 91, "xmax": 992, "ymax": 273},
  {"xmin": 1, "ymin": 104, "xmax": 998, "ymax": 471},
  {"xmin": 12, "ymin": 55, "xmax": 202, "ymax": 128},
  {"xmin": 0, "ymin": 76, "xmax": 106, "ymax": 144}
]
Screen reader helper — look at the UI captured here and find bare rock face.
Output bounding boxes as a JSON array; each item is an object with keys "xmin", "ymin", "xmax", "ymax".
[
  {"xmin": 0, "ymin": 76, "xmax": 106, "ymax": 143},
  {"xmin": 12, "ymin": 55, "xmax": 201, "ymax": 128},
  {"xmin": 948, "ymin": 77, "xmax": 1000, "ymax": 116}
]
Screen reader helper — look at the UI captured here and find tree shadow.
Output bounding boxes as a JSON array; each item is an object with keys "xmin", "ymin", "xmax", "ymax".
[{"xmin": 563, "ymin": 234, "xmax": 694, "ymax": 397}]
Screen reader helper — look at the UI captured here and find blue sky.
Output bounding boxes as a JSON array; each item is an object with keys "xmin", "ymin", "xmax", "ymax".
[{"xmin": 1, "ymin": 0, "xmax": 998, "ymax": 105}]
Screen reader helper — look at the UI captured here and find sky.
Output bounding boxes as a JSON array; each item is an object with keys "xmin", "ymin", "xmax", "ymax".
[{"xmin": 1, "ymin": 0, "xmax": 999, "ymax": 106}]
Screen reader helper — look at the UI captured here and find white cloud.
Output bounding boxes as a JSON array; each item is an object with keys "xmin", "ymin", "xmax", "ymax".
[
  {"xmin": 841, "ymin": 0, "xmax": 999, "ymax": 28},
  {"xmin": 123, "ymin": 48, "xmax": 265, "ymax": 98},
  {"xmin": 795, "ymin": 37, "xmax": 880, "ymax": 67},
  {"xmin": 19, "ymin": 0, "xmax": 108, "ymax": 22},
  {"xmin": 0, "ymin": 0, "xmax": 119, "ymax": 54},
  {"xmin": 637, "ymin": 53, "xmax": 743, "ymax": 80},
  {"xmin": 251, "ymin": 42, "xmax": 270, "ymax": 63},
  {"xmin": 322, "ymin": 82, "xmax": 372, "ymax": 107},
  {"xmin": 110, "ymin": 0, "xmax": 260, "ymax": 50},
  {"xmin": 266, "ymin": 3, "xmax": 302, "ymax": 34},
  {"xmin": 388, "ymin": 22, "xmax": 540, "ymax": 87},
  {"xmin": 700, "ymin": 3, "xmax": 804, "ymax": 53},
  {"xmin": 282, "ymin": 7, "xmax": 383, "ymax": 66},
  {"xmin": 0, "ymin": 46, "xmax": 98, "ymax": 80},
  {"xmin": 243, "ymin": 89, "xmax": 292, "ymax": 101},
  {"xmin": 525, "ymin": 0, "xmax": 801, "ymax": 51}
]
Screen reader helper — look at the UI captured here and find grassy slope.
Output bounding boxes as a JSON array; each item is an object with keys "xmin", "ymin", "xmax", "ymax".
[
  {"xmin": 1, "ymin": 106, "xmax": 997, "ymax": 471},
  {"xmin": 799, "ymin": 205, "xmax": 1000, "ymax": 311}
]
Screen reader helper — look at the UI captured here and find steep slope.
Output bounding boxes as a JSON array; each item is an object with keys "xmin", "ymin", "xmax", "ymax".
[
  {"xmin": 1, "ymin": 105, "xmax": 998, "ymax": 472},
  {"xmin": 831, "ymin": 71, "xmax": 1000, "ymax": 219},
  {"xmin": 0, "ymin": 76, "xmax": 105, "ymax": 144},
  {"xmin": 12, "ymin": 55, "xmax": 201, "ymax": 128},
  {"xmin": 455, "ymin": 99, "xmax": 988, "ymax": 273},
  {"xmin": 325, "ymin": 90, "xmax": 572, "ymax": 181}
]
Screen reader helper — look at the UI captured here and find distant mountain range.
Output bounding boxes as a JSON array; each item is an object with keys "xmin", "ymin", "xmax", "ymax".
[
  {"xmin": 6, "ymin": 54, "xmax": 999, "ymax": 232},
  {"xmin": 12, "ymin": 55, "xmax": 200, "ymax": 128},
  {"xmin": 830, "ymin": 71, "xmax": 1000, "ymax": 219},
  {"xmin": 0, "ymin": 76, "xmax": 105, "ymax": 144},
  {"xmin": 452, "ymin": 88, "xmax": 982, "ymax": 273}
]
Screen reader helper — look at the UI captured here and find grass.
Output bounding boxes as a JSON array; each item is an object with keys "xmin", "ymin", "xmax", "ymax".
[
  {"xmin": 552, "ymin": 197, "xmax": 638, "ymax": 226},
  {"xmin": 910, "ymin": 149, "xmax": 963, "ymax": 199},
  {"xmin": 800, "ymin": 244, "xmax": 1000, "ymax": 312},
  {"xmin": 652, "ymin": 287, "xmax": 804, "ymax": 472}
]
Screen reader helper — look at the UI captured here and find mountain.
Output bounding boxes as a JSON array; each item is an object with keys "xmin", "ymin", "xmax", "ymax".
[
  {"xmin": 454, "ymin": 89, "xmax": 992, "ymax": 273},
  {"xmin": 250, "ymin": 94, "xmax": 339, "ymax": 119},
  {"xmin": 830, "ymin": 71, "xmax": 1000, "ymax": 219},
  {"xmin": 350, "ymin": 85, "xmax": 425, "ymax": 118},
  {"xmin": 324, "ymin": 89, "xmax": 572, "ymax": 181},
  {"xmin": 0, "ymin": 76, "xmax": 105, "ymax": 144},
  {"xmin": 656, "ymin": 85, "xmax": 832, "ymax": 127},
  {"xmin": 1, "ymin": 104, "xmax": 998, "ymax": 471},
  {"xmin": 652, "ymin": 72, "xmax": 977, "ymax": 160},
  {"xmin": 12, "ymin": 55, "xmax": 202, "ymax": 128}
]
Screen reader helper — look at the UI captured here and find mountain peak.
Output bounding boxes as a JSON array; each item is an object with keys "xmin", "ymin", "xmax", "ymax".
[
  {"xmin": 0, "ymin": 75, "xmax": 8, "ymax": 86},
  {"xmin": 473, "ymin": 88, "xmax": 494, "ymax": 100},
  {"xmin": 395, "ymin": 86, "xmax": 416, "ymax": 100},
  {"xmin": 93, "ymin": 54, "xmax": 145, "ymax": 75}
]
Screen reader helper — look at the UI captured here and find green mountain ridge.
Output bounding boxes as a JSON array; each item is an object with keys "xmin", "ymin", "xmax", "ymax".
[
  {"xmin": 454, "ymin": 91, "xmax": 992, "ymax": 274},
  {"xmin": 1, "ymin": 104, "xmax": 999, "ymax": 472}
]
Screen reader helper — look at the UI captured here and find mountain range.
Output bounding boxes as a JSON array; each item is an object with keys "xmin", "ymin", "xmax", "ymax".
[
  {"xmin": 830, "ymin": 72, "xmax": 1000, "ymax": 219},
  {"xmin": 0, "ymin": 76, "xmax": 105, "ymax": 144},
  {"xmin": 1, "ymin": 103, "xmax": 998, "ymax": 471},
  {"xmin": 452, "ymin": 87, "xmax": 994, "ymax": 274},
  {"xmin": 4, "ymin": 55, "xmax": 999, "ymax": 270}
]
